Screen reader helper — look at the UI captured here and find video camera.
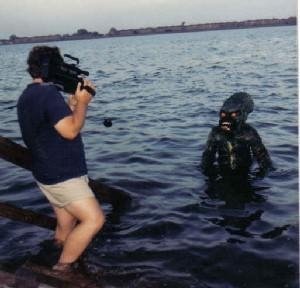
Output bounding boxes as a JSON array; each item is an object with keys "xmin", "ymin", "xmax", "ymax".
[{"xmin": 41, "ymin": 53, "xmax": 96, "ymax": 96}]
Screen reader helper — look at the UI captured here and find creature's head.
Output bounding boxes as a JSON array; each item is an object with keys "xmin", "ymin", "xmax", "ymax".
[{"xmin": 219, "ymin": 92, "xmax": 254, "ymax": 132}]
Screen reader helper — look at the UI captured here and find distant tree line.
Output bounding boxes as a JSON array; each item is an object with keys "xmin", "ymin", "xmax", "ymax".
[{"xmin": 0, "ymin": 17, "xmax": 296, "ymax": 46}]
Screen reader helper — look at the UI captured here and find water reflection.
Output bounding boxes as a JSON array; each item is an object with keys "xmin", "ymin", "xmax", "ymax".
[
  {"xmin": 203, "ymin": 177, "xmax": 267, "ymax": 209},
  {"xmin": 201, "ymin": 176, "xmax": 270, "ymax": 242}
]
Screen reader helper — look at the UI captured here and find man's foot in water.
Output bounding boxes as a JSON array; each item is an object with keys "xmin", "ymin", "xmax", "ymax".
[{"xmin": 52, "ymin": 262, "xmax": 74, "ymax": 273}]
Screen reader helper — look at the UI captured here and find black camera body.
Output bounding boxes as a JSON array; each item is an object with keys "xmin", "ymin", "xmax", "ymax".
[{"xmin": 41, "ymin": 54, "xmax": 96, "ymax": 96}]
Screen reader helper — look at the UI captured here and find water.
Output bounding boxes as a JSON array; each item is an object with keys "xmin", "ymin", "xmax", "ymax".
[{"xmin": 0, "ymin": 26, "xmax": 298, "ymax": 287}]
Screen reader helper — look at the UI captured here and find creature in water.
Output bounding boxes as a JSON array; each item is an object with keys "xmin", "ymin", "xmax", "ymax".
[{"xmin": 201, "ymin": 92, "xmax": 273, "ymax": 180}]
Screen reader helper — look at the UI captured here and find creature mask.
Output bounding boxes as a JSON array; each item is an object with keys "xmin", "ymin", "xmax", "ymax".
[{"xmin": 219, "ymin": 92, "xmax": 254, "ymax": 132}]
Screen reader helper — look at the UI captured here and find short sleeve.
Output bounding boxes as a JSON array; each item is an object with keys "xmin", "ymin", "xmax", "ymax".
[{"xmin": 45, "ymin": 87, "xmax": 72, "ymax": 126}]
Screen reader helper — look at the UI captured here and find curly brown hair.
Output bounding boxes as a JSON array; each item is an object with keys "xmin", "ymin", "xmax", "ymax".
[{"xmin": 27, "ymin": 46, "xmax": 63, "ymax": 79}]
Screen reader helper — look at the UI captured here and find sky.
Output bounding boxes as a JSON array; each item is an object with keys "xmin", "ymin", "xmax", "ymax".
[{"xmin": 0, "ymin": 0, "xmax": 297, "ymax": 39}]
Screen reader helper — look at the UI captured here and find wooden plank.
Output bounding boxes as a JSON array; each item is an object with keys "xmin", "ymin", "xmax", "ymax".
[
  {"xmin": 0, "ymin": 270, "xmax": 16, "ymax": 287},
  {"xmin": 0, "ymin": 136, "xmax": 32, "ymax": 170},
  {"xmin": 15, "ymin": 261, "xmax": 101, "ymax": 288},
  {"xmin": 0, "ymin": 136, "xmax": 131, "ymax": 208},
  {"xmin": 0, "ymin": 202, "xmax": 56, "ymax": 230}
]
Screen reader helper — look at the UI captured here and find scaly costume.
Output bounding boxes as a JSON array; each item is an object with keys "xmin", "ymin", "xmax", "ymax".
[{"xmin": 201, "ymin": 92, "xmax": 272, "ymax": 180}]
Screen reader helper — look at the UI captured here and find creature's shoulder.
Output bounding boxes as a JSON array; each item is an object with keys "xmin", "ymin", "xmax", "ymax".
[{"xmin": 240, "ymin": 123, "xmax": 260, "ymax": 139}]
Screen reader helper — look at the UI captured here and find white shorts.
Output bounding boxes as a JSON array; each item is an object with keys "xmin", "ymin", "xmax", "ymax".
[{"xmin": 37, "ymin": 175, "xmax": 95, "ymax": 208}]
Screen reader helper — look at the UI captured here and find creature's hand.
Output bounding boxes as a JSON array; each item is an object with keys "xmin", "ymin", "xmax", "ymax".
[{"xmin": 251, "ymin": 168, "xmax": 266, "ymax": 179}]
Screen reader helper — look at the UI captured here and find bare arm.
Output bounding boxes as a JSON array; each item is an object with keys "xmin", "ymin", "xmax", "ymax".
[{"xmin": 55, "ymin": 80, "xmax": 95, "ymax": 140}]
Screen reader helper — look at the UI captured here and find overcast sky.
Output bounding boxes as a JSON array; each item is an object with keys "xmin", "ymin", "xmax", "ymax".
[{"xmin": 0, "ymin": 0, "xmax": 297, "ymax": 39}]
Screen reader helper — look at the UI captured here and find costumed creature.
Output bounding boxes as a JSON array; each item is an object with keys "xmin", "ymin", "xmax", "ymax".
[{"xmin": 201, "ymin": 92, "xmax": 273, "ymax": 180}]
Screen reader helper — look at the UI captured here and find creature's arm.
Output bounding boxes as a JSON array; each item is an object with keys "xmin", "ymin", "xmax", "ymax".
[
  {"xmin": 249, "ymin": 127, "xmax": 273, "ymax": 178},
  {"xmin": 201, "ymin": 129, "xmax": 218, "ymax": 178}
]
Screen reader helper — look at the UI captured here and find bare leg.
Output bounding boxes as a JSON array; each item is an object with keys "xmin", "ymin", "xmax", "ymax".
[
  {"xmin": 57, "ymin": 197, "xmax": 105, "ymax": 264},
  {"xmin": 52, "ymin": 206, "xmax": 77, "ymax": 245}
]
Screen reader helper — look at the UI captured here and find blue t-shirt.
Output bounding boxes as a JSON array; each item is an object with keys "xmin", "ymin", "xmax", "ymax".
[{"xmin": 17, "ymin": 83, "xmax": 87, "ymax": 184}]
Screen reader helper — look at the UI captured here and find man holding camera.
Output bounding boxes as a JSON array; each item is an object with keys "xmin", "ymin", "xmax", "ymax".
[{"xmin": 17, "ymin": 46, "xmax": 105, "ymax": 272}]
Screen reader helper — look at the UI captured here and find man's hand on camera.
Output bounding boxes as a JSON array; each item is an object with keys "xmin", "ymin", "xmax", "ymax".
[
  {"xmin": 55, "ymin": 79, "xmax": 95, "ymax": 140},
  {"xmin": 75, "ymin": 79, "xmax": 95, "ymax": 105},
  {"xmin": 67, "ymin": 94, "xmax": 78, "ymax": 111}
]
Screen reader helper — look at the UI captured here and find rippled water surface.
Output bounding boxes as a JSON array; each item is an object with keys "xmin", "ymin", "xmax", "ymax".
[{"xmin": 0, "ymin": 26, "xmax": 298, "ymax": 287}]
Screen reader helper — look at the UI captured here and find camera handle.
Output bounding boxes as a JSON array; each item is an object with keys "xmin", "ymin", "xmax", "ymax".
[
  {"xmin": 81, "ymin": 85, "xmax": 96, "ymax": 97},
  {"xmin": 79, "ymin": 79, "xmax": 96, "ymax": 96}
]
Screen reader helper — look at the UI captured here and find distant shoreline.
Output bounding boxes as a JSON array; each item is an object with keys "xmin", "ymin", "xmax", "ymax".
[{"xmin": 0, "ymin": 17, "xmax": 296, "ymax": 46}]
